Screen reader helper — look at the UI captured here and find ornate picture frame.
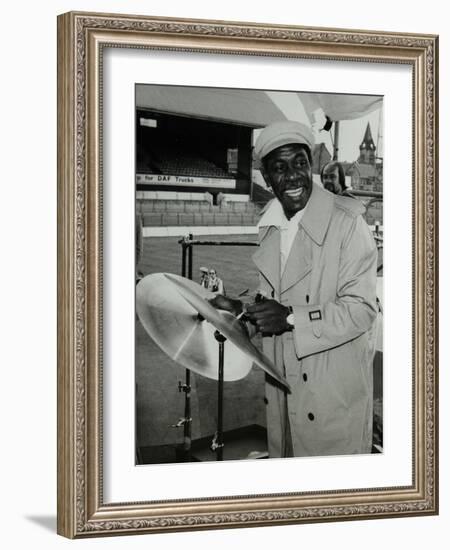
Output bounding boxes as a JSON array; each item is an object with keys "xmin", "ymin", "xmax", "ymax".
[{"xmin": 57, "ymin": 11, "xmax": 438, "ymax": 538}]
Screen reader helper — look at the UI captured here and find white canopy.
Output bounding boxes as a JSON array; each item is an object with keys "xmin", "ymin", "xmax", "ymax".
[{"xmin": 298, "ymin": 92, "xmax": 382, "ymax": 123}]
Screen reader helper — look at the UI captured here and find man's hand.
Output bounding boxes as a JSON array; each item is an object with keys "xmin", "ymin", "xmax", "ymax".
[
  {"xmin": 208, "ymin": 295, "xmax": 243, "ymax": 316},
  {"xmin": 246, "ymin": 300, "xmax": 291, "ymax": 335}
]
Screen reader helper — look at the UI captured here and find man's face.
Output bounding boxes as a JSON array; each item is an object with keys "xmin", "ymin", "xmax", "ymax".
[
  {"xmin": 263, "ymin": 144, "xmax": 313, "ymax": 219},
  {"xmin": 321, "ymin": 164, "xmax": 342, "ymax": 195}
]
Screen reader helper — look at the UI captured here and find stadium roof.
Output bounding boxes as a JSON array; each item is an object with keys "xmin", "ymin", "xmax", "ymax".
[{"xmin": 136, "ymin": 85, "xmax": 288, "ymax": 128}]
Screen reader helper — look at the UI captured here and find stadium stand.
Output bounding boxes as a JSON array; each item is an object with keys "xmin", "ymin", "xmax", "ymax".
[
  {"xmin": 137, "ymin": 197, "xmax": 265, "ymax": 227},
  {"xmin": 148, "ymin": 143, "xmax": 230, "ymax": 179}
]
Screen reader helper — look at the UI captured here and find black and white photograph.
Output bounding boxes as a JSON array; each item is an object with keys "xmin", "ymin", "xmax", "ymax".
[{"xmin": 134, "ymin": 85, "xmax": 384, "ymax": 465}]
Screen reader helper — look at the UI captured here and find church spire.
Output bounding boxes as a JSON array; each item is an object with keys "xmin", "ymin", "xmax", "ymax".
[{"xmin": 358, "ymin": 122, "xmax": 376, "ymax": 164}]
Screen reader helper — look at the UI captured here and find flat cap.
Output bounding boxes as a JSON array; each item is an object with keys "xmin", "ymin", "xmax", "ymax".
[{"xmin": 254, "ymin": 120, "xmax": 314, "ymax": 161}]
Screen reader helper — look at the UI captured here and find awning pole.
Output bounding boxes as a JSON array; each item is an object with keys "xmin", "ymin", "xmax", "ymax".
[{"xmin": 333, "ymin": 121, "xmax": 340, "ymax": 160}]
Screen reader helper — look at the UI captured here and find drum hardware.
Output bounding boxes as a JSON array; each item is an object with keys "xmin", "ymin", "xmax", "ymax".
[
  {"xmin": 136, "ymin": 273, "xmax": 290, "ymax": 462},
  {"xmin": 171, "ymin": 417, "xmax": 192, "ymax": 428},
  {"xmin": 178, "ymin": 381, "xmax": 191, "ymax": 394},
  {"xmin": 210, "ymin": 432, "xmax": 225, "ymax": 452},
  {"xmin": 212, "ymin": 329, "xmax": 226, "ymax": 460}
]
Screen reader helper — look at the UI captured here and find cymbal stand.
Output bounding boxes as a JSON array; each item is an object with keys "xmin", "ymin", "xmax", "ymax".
[
  {"xmin": 211, "ymin": 330, "xmax": 226, "ymax": 461},
  {"xmin": 176, "ymin": 233, "xmax": 194, "ymax": 461}
]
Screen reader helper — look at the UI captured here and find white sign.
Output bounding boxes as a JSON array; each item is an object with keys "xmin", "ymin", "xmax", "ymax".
[
  {"xmin": 139, "ymin": 117, "xmax": 157, "ymax": 128},
  {"xmin": 136, "ymin": 173, "xmax": 236, "ymax": 188}
]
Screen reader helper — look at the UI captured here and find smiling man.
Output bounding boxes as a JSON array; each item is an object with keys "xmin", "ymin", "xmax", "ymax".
[
  {"xmin": 254, "ymin": 120, "xmax": 379, "ymax": 457},
  {"xmin": 320, "ymin": 160, "xmax": 346, "ymax": 195},
  {"xmin": 213, "ymin": 120, "xmax": 378, "ymax": 458}
]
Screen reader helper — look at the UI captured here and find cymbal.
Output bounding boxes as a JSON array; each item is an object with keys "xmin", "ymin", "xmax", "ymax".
[
  {"xmin": 136, "ymin": 273, "xmax": 290, "ymax": 390},
  {"xmin": 136, "ymin": 273, "xmax": 251, "ymax": 381}
]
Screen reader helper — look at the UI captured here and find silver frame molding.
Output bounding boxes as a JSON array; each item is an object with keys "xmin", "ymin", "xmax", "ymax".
[{"xmin": 57, "ymin": 11, "xmax": 439, "ymax": 538}]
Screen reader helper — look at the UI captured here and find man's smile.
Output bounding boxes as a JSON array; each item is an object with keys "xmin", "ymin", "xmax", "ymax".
[{"xmin": 283, "ymin": 187, "xmax": 305, "ymax": 198}]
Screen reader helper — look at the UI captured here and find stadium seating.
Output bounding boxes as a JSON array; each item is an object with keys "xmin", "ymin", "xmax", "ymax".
[
  {"xmin": 137, "ymin": 197, "xmax": 263, "ymax": 227},
  {"xmin": 148, "ymin": 143, "xmax": 230, "ymax": 179},
  {"xmin": 139, "ymin": 200, "xmax": 261, "ymax": 227},
  {"xmin": 136, "ymin": 144, "xmax": 271, "ymax": 227}
]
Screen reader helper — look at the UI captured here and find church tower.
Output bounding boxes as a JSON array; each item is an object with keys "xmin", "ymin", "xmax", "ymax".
[{"xmin": 358, "ymin": 122, "xmax": 376, "ymax": 164}]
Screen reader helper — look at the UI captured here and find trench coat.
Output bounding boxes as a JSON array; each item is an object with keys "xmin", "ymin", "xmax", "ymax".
[{"xmin": 252, "ymin": 183, "xmax": 378, "ymax": 458}]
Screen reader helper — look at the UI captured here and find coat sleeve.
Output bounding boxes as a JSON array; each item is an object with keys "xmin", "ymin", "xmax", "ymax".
[{"xmin": 291, "ymin": 215, "xmax": 378, "ymax": 358}]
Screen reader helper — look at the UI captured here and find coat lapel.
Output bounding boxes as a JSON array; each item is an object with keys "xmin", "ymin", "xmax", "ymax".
[
  {"xmin": 281, "ymin": 230, "xmax": 312, "ymax": 293},
  {"xmin": 252, "ymin": 226, "xmax": 280, "ymax": 292},
  {"xmin": 299, "ymin": 183, "xmax": 334, "ymax": 246},
  {"xmin": 281, "ymin": 184, "xmax": 335, "ymax": 293},
  {"xmin": 253, "ymin": 185, "xmax": 334, "ymax": 294}
]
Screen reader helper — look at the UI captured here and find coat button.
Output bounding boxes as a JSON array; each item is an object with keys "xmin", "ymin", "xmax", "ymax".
[
  {"xmin": 303, "ymin": 373, "xmax": 308, "ymax": 382},
  {"xmin": 308, "ymin": 412, "xmax": 315, "ymax": 421},
  {"xmin": 271, "ymin": 290, "xmax": 275, "ymax": 297},
  {"xmin": 263, "ymin": 397, "xmax": 269, "ymax": 405}
]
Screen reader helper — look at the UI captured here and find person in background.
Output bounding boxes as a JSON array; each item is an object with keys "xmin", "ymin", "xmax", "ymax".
[
  {"xmin": 320, "ymin": 160, "xmax": 354, "ymax": 197},
  {"xmin": 199, "ymin": 267, "xmax": 209, "ymax": 288},
  {"xmin": 207, "ymin": 268, "xmax": 225, "ymax": 295}
]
